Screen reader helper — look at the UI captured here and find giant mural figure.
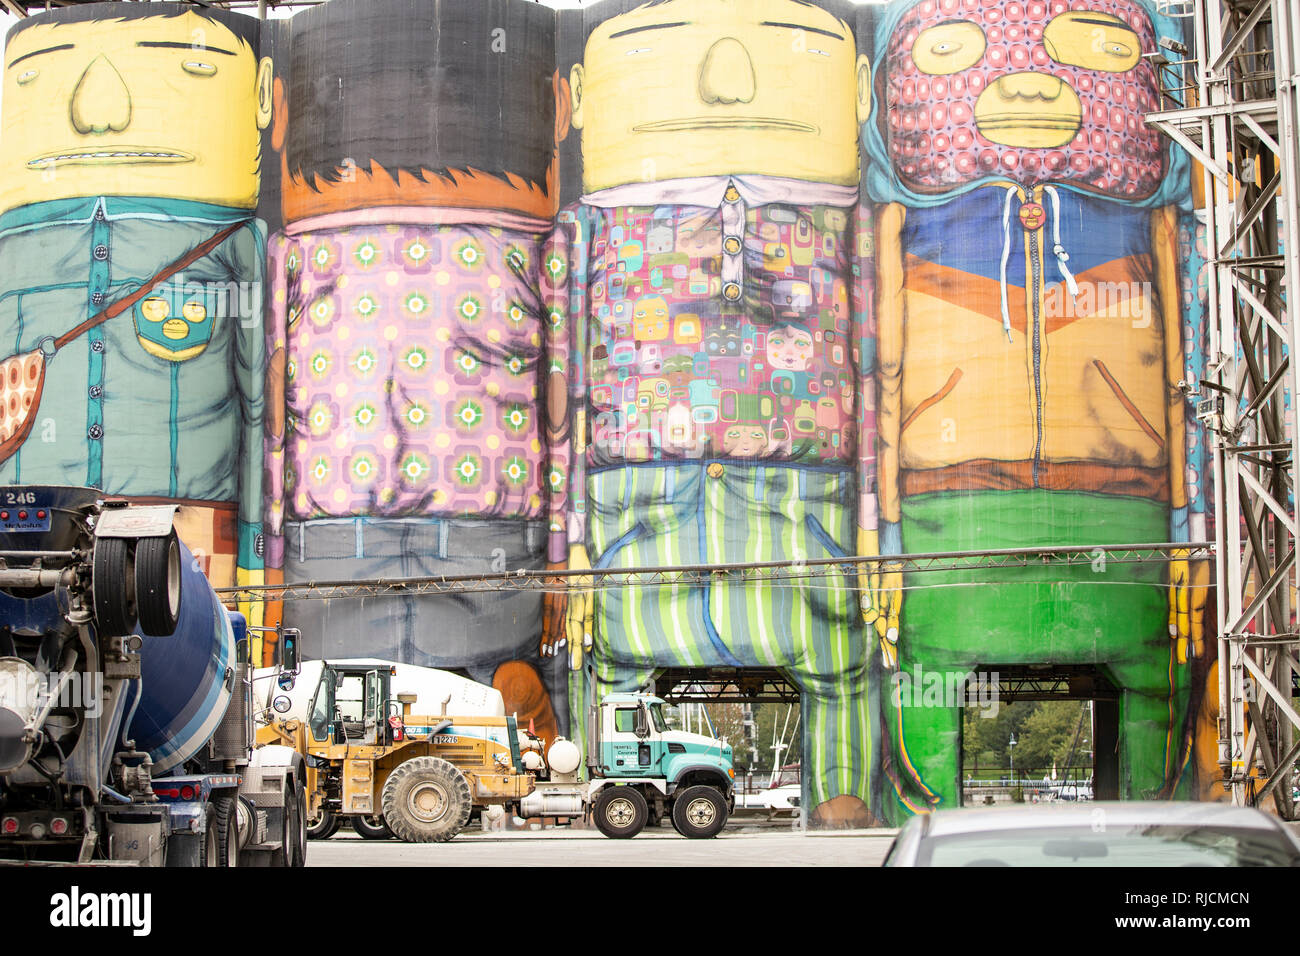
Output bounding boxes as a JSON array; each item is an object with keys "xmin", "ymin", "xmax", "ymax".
[
  {"xmin": 0, "ymin": 4, "xmax": 271, "ymax": 624},
  {"xmin": 551, "ymin": 0, "xmax": 883, "ymax": 826},
  {"xmin": 263, "ymin": 0, "xmax": 567, "ymax": 740},
  {"xmin": 863, "ymin": 0, "xmax": 1210, "ymax": 810}
]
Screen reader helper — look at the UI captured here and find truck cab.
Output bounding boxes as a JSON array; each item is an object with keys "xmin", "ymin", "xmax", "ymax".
[
  {"xmin": 583, "ymin": 692, "xmax": 735, "ymax": 839},
  {"xmin": 598, "ymin": 693, "xmax": 733, "ymax": 787}
]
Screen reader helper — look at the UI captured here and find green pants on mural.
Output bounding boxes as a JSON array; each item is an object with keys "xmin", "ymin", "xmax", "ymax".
[
  {"xmin": 887, "ymin": 490, "xmax": 1189, "ymax": 815},
  {"xmin": 584, "ymin": 461, "xmax": 878, "ymax": 816}
]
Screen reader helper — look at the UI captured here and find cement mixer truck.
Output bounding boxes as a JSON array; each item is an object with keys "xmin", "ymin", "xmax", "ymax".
[{"xmin": 0, "ymin": 486, "xmax": 306, "ymax": 866}]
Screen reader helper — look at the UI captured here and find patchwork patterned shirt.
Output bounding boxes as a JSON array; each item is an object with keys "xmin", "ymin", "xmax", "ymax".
[
  {"xmin": 265, "ymin": 211, "xmax": 549, "ymax": 552},
  {"xmin": 547, "ymin": 176, "xmax": 876, "ymax": 561}
]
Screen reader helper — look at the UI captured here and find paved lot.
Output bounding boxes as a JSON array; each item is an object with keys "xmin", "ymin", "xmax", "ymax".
[{"xmin": 306, "ymin": 823, "xmax": 897, "ymax": 867}]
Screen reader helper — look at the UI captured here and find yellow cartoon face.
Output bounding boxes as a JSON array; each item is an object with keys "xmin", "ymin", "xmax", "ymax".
[
  {"xmin": 633, "ymin": 295, "xmax": 670, "ymax": 341},
  {"xmin": 0, "ymin": 12, "xmax": 272, "ymax": 212},
  {"xmin": 572, "ymin": 0, "xmax": 870, "ymax": 191}
]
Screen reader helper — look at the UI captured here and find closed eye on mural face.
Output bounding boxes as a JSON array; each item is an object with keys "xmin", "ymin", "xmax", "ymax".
[
  {"xmin": 182, "ymin": 60, "xmax": 218, "ymax": 77},
  {"xmin": 6, "ymin": 43, "xmax": 74, "ymax": 70},
  {"xmin": 760, "ymin": 21, "xmax": 845, "ymax": 41},
  {"xmin": 1043, "ymin": 13, "xmax": 1141, "ymax": 72},
  {"xmin": 608, "ymin": 21, "xmax": 688, "ymax": 39},
  {"xmin": 911, "ymin": 21, "xmax": 987, "ymax": 75},
  {"xmin": 135, "ymin": 40, "xmax": 237, "ymax": 57},
  {"xmin": 15, "ymin": 69, "xmax": 38, "ymax": 86}
]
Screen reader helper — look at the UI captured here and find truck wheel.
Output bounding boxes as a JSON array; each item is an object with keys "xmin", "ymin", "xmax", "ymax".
[
  {"xmin": 671, "ymin": 786, "xmax": 727, "ymax": 839},
  {"xmin": 200, "ymin": 811, "xmax": 221, "ymax": 867},
  {"xmin": 381, "ymin": 757, "xmax": 472, "ymax": 843},
  {"xmin": 214, "ymin": 795, "xmax": 239, "ymax": 866},
  {"xmin": 351, "ymin": 814, "xmax": 393, "ymax": 840},
  {"xmin": 270, "ymin": 784, "xmax": 299, "ymax": 866},
  {"xmin": 290, "ymin": 784, "xmax": 308, "ymax": 867},
  {"xmin": 92, "ymin": 536, "xmax": 136, "ymax": 637},
  {"xmin": 592, "ymin": 787, "xmax": 648, "ymax": 839},
  {"xmin": 135, "ymin": 533, "xmax": 180, "ymax": 636},
  {"xmin": 308, "ymin": 809, "xmax": 340, "ymax": 840}
]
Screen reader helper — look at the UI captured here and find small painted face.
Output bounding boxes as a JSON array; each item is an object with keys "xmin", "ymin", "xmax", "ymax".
[
  {"xmin": 678, "ymin": 215, "xmax": 723, "ymax": 258},
  {"xmin": 767, "ymin": 324, "xmax": 814, "ymax": 370},
  {"xmin": 574, "ymin": 0, "xmax": 870, "ymax": 191},
  {"xmin": 722, "ymin": 423, "xmax": 769, "ymax": 457},
  {"xmin": 883, "ymin": 0, "xmax": 1164, "ymax": 198},
  {"xmin": 0, "ymin": 12, "xmax": 271, "ymax": 212},
  {"xmin": 633, "ymin": 295, "xmax": 670, "ymax": 341},
  {"xmin": 134, "ymin": 282, "xmax": 218, "ymax": 362}
]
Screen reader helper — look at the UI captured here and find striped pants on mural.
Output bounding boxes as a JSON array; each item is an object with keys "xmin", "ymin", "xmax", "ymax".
[{"xmin": 583, "ymin": 460, "xmax": 877, "ymax": 811}]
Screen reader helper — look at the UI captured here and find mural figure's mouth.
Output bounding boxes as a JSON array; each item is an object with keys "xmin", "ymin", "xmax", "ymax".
[
  {"xmin": 28, "ymin": 147, "xmax": 195, "ymax": 168},
  {"xmin": 974, "ymin": 76, "xmax": 1082, "ymax": 148},
  {"xmin": 633, "ymin": 117, "xmax": 818, "ymax": 133}
]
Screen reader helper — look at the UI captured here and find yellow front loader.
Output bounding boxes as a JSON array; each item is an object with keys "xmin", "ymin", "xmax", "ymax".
[{"xmin": 256, "ymin": 661, "xmax": 541, "ymax": 843}]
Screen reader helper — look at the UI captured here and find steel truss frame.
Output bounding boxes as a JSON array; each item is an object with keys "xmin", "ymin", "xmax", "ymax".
[
  {"xmin": 1148, "ymin": 0, "xmax": 1300, "ymax": 815},
  {"xmin": 215, "ymin": 541, "xmax": 1209, "ymax": 602}
]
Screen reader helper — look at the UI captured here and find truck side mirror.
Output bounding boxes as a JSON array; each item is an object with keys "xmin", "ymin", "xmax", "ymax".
[
  {"xmin": 279, "ymin": 627, "xmax": 301, "ymax": 676},
  {"xmin": 634, "ymin": 705, "xmax": 649, "ymax": 739}
]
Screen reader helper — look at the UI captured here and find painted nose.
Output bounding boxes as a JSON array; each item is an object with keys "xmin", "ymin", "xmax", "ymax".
[
  {"xmin": 70, "ymin": 55, "xmax": 132, "ymax": 135},
  {"xmin": 699, "ymin": 37, "xmax": 755, "ymax": 105},
  {"xmin": 994, "ymin": 71, "xmax": 1068, "ymax": 102}
]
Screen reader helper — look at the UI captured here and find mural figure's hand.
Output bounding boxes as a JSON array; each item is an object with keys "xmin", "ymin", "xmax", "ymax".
[
  {"xmin": 1169, "ymin": 549, "xmax": 1192, "ymax": 663},
  {"xmin": 540, "ymin": 561, "xmax": 568, "ymax": 658},
  {"xmin": 876, "ymin": 563, "xmax": 903, "ymax": 668},
  {"xmin": 858, "ymin": 527, "xmax": 902, "ymax": 669},
  {"xmin": 1189, "ymin": 558, "xmax": 1210, "ymax": 661},
  {"xmin": 566, "ymin": 543, "xmax": 594, "ymax": 670},
  {"xmin": 1169, "ymin": 551, "xmax": 1210, "ymax": 663}
]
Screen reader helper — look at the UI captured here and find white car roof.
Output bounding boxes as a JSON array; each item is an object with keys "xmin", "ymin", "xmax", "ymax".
[{"xmin": 920, "ymin": 801, "xmax": 1292, "ymax": 838}]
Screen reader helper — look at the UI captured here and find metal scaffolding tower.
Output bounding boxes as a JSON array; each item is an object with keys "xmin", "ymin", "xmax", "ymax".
[{"xmin": 1148, "ymin": 0, "xmax": 1300, "ymax": 815}]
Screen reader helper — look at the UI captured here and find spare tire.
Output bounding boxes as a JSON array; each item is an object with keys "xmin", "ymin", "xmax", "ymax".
[
  {"xmin": 135, "ymin": 533, "xmax": 181, "ymax": 636},
  {"xmin": 92, "ymin": 536, "xmax": 135, "ymax": 637}
]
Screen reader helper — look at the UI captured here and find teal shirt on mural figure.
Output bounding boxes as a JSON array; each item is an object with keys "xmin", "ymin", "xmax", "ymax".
[{"xmin": 0, "ymin": 196, "xmax": 265, "ymax": 571}]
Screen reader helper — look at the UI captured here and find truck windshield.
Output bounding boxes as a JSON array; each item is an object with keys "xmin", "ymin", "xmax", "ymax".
[{"xmin": 650, "ymin": 703, "xmax": 669, "ymax": 733}]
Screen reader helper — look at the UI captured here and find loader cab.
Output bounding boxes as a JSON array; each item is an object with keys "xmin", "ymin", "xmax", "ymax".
[{"xmin": 307, "ymin": 663, "xmax": 394, "ymax": 747}]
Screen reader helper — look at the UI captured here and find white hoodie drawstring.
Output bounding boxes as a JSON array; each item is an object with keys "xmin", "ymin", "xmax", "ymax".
[
  {"xmin": 998, "ymin": 186, "xmax": 1016, "ymax": 342},
  {"xmin": 1045, "ymin": 185, "xmax": 1079, "ymax": 298}
]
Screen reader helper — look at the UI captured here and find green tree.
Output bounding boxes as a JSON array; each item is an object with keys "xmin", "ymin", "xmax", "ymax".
[{"xmin": 1014, "ymin": 700, "xmax": 1091, "ymax": 775}]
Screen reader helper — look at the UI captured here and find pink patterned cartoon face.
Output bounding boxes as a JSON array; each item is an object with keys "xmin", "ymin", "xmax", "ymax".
[{"xmin": 882, "ymin": 0, "xmax": 1166, "ymax": 198}]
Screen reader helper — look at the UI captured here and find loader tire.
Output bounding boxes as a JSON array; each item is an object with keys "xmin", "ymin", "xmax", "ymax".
[
  {"xmin": 351, "ymin": 814, "xmax": 393, "ymax": 840},
  {"xmin": 92, "ymin": 536, "xmax": 136, "ymax": 637},
  {"xmin": 308, "ymin": 809, "xmax": 340, "ymax": 840},
  {"xmin": 381, "ymin": 756, "xmax": 472, "ymax": 843},
  {"xmin": 135, "ymin": 533, "xmax": 181, "ymax": 636}
]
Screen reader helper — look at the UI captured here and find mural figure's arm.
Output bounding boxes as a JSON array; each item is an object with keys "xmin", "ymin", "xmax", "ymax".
[
  {"xmin": 1155, "ymin": 205, "xmax": 1203, "ymax": 662},
  {"xmin": 262, "ymin": 233, "xmax": 290, "ymax": 587},
  {"xmin": 852, "ymin": 202, "xmax": 886, "ymax": 644},
  {"xmin": 233, "ymin": 220, "xmax": 268, "ymax": 627},
  {"xmin": 873, "ymin": 202, "xmax": 907, "ymax": 668},
  {"xmin": 544, "ymin": 209, "xmax": 594, "ymax": 670},
  {"xmin": 541, "ymin": 221, "xmax": 572, "ymax": 658}
]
